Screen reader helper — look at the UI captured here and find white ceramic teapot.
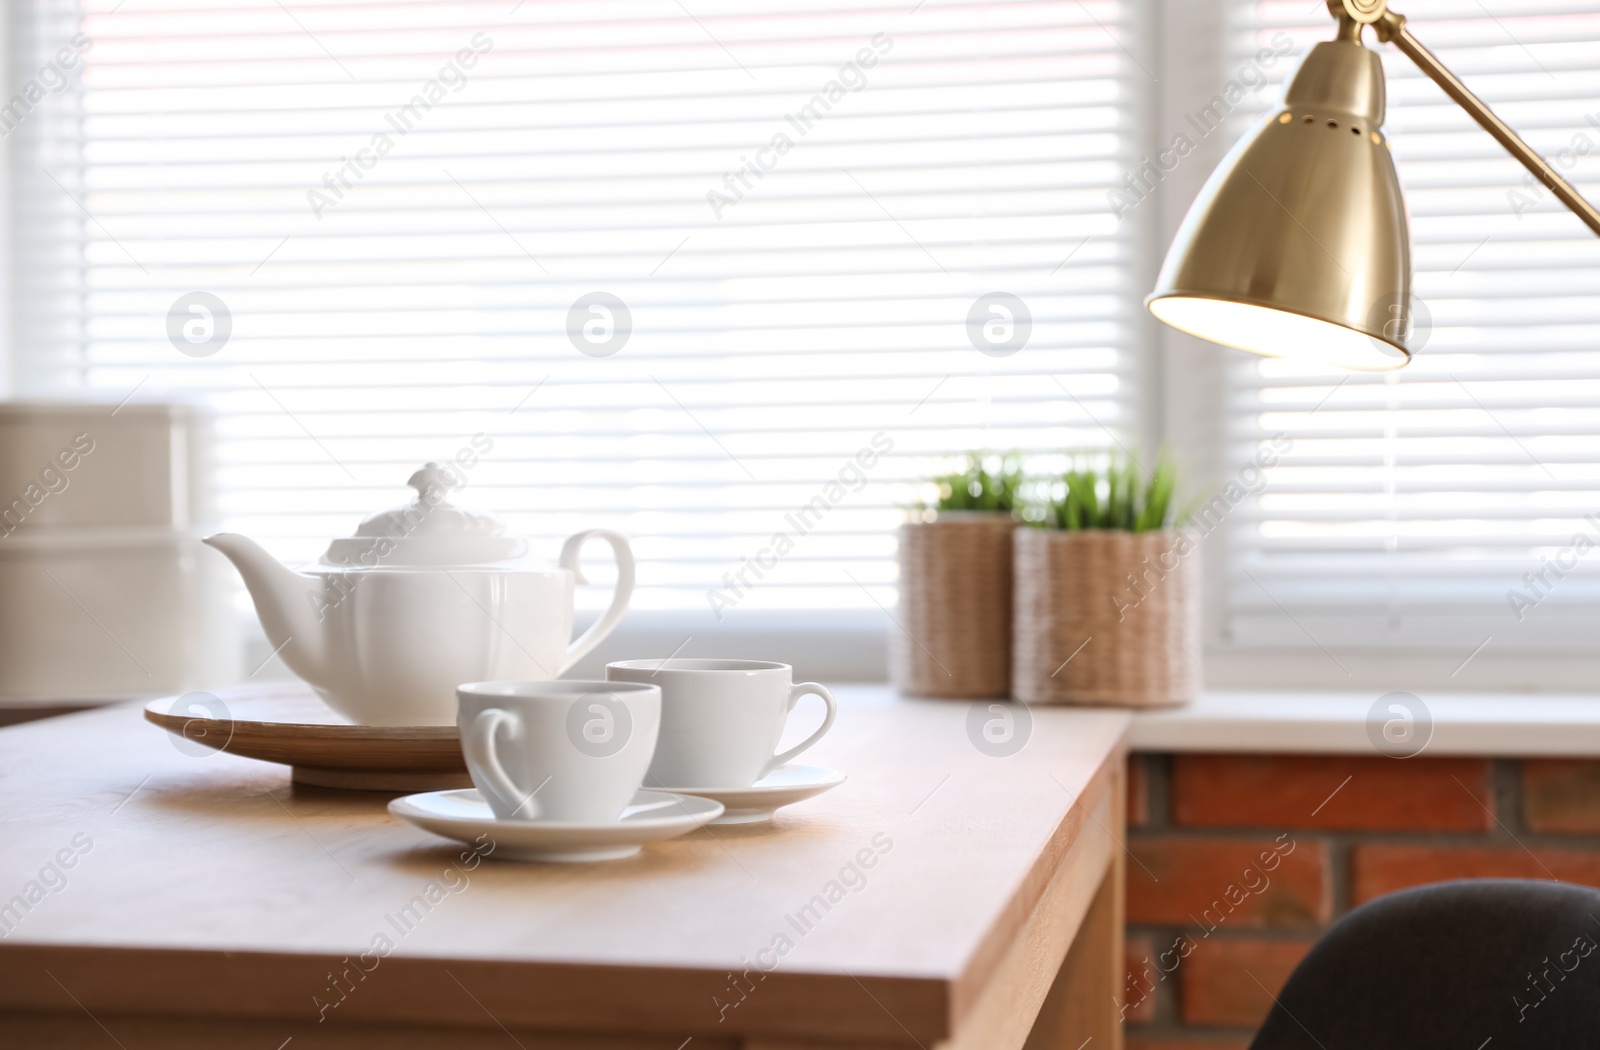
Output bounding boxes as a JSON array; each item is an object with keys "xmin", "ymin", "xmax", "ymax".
[{"xmin": 204, "ymin": 464, "xmax": 634, "ymax": 726}]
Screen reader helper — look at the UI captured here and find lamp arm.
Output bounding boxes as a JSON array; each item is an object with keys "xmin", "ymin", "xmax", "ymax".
[{"xmin": 1373, "ymin": 10, "xmax": 1600, "ymax": 237}]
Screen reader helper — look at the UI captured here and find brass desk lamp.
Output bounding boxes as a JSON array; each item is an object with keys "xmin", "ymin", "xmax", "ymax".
[{"xmin": 1147, "ymin": 0, "xmax": 1600, "ymax": 370}]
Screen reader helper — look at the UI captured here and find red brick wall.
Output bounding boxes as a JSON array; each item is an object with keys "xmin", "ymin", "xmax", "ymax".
[{"xmin": 1122, "ymin": 753, "xmax": 1600, "ymax": 1050}]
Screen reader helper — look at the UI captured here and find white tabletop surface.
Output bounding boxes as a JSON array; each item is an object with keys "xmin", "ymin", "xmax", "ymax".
[
  {"xmin": 841, "ymin": 686, "xmax": 1600, "ymax": 756},
  {"xmin": 1127, "ymin": 689, "xmax": 1600, "ymax": 756}
]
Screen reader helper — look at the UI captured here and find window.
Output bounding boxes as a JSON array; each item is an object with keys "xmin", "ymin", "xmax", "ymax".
[
  {"xmin": 9, "ymin": 0, "xmax": 1140, "ymax": 617},
  {"xmin": 12, "ymin": 0, "xmax": 1600, "ymax": 683},
  {"xmin": 1221, "ymin": 0, "xmax": 1600, "ymax": 666}
]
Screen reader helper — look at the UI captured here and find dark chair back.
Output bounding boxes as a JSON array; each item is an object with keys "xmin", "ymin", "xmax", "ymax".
[{"xmin": 1252, "ymin": 879, "xmax": 1600, "ymax": 1049}]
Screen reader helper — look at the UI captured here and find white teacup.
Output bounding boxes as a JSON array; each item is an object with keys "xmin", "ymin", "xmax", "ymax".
[
  {"xmin": 605, "ymin": 659, "xmax": 836, "ymax": 789},
  {"xmin": 456, "ymin": 680, "xmax": 661, "ymax": 822}
]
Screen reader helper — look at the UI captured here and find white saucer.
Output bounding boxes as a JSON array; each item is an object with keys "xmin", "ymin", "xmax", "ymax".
[
  {"xmin": 387, "ymin": 788, "xmax": 724, "ymax": 862},
  {"xmin": 652, "ymin": 764, "xmax": 846, "ymax": 825}
]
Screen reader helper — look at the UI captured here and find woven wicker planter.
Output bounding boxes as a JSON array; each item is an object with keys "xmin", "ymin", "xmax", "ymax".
[
  {"xmin": 1012, "ymin": 528, "xmax": 1200, "ymax": 708},
  {"xmin": 891, "ymin": 515, "xmax": 1014, "ymax": 698}
]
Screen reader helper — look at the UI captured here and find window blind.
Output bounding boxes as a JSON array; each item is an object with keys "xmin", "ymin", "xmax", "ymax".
[
  {"xmin": 12, "ymin": 0, "xmax": 1144, "ymax": 613},
  {"xmin": 1226, "ymin": 1, "xmax": 1600, "ymax": 650}
]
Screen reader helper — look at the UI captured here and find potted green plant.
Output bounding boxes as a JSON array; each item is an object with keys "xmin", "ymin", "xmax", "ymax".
[
  {"xmin": 893, "ymin": 454, "xmax": 1021, "ymax": 698},
  {"xmin": 1012, "ymin": 451, "xmax": 1199, "ymax": 707}
]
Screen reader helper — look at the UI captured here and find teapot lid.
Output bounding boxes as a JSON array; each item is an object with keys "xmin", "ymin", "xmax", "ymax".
[{"xmin": 319, "ymin": 463, "xmax": 530, "ymax": 568}]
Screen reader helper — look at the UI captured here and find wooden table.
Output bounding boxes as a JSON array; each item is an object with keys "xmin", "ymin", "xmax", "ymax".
[{"xmin": 0, "ymin": 685, "xmax": 1130, "ymax": 1049}]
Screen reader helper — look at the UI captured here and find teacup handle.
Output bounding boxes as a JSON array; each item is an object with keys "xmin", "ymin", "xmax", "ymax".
[
  {"xmin": 462, "ymin": 708, "xmax": 539, "ymax": 820},
  {"xmin": 763, "ymin": 682, "xmax": 837, "ymax": 779},
  {"xmin": 557, "ymin": 530, "xmax": 636, "ymax": 676}
]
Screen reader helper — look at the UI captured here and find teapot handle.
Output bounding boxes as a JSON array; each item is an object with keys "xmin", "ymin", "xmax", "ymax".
[{"xmin": 556, "ymin": 529, "xmax": 635, "ymax": 676}]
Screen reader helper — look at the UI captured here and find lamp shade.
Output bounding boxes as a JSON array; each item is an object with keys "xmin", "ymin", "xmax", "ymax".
[{"xmin": 1147, "ymin": 38, "xmax": 1414, "ymax": 370}]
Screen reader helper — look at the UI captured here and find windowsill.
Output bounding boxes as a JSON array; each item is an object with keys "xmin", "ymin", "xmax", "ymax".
[
  {"xmin": 1128, "ymin": 690, "xmax": 1600, "ymax": 757},
  {"xmin": 749, "ymin": 685, "xmax": 1600, "ymax": 759},
  {"xmin": 831, "ymin": 686, "xmax": 1600, "ymax": 756}
]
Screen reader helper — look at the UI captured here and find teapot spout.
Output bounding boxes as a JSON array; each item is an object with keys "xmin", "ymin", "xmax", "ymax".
[{"xmin": 203, "ymin": 533, "xmax": 330, "ymax": 688}]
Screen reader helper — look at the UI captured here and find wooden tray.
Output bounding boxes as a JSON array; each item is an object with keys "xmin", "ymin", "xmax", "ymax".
[{"xmin": 143, "ymin": 684, "xmax": 470, "ymax": 791}]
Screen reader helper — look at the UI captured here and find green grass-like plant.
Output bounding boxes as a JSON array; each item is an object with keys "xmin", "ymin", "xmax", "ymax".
[
  {"xmin": 930, "ymin": 453, "xmax": 1024, "ymax": 514},
  {"xmin": 1040, "ymin": 450, "xmax": 1179, "ymax": 533}
]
